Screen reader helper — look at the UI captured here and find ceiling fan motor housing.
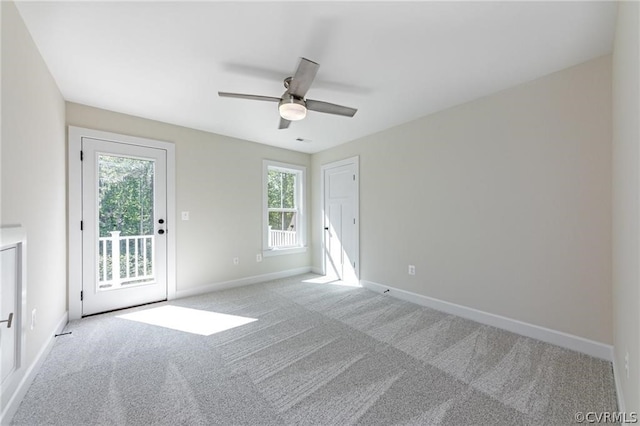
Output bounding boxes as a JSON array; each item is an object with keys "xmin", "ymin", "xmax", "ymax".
[{"xmin": 279, "ymin": 94, "xmax": 307, "ymax": 121}]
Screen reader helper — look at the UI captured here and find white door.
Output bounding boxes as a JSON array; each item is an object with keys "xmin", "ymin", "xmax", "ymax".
[
  {"xmin": 82, "ymin": 137, "xmax": 168, "ymax": 316},
  {"xmin": 0, "ymin": 247, "xmax": 17, "ymax": 386},
  {"xmin": 323, "ymin": 158, "xmax": 359, "ymax": 284}
]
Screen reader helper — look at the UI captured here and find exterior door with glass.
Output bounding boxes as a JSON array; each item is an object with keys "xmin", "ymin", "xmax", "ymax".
[{"xmin": 82, "ymin": 137, "xmax": 168, "ymax": 316}]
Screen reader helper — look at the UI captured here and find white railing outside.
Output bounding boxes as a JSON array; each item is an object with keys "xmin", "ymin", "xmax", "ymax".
[
  {"xmin": 269, "ymin": 228, "xmax": 297, "ymax": 248},
  {"xmin": 98, "ymin": 231, "xmax": 154, "ymax": 290}
]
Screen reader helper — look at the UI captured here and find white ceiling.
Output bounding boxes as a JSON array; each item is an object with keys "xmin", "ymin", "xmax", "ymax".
[{"xmin": 15, "ymin": 1, "xmax": 617, "ymax": 154}]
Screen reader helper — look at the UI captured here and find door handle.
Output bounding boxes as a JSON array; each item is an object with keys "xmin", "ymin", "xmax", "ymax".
[
  {"xmin": 324, "ymin": 227, "xmax": 329, "ymax": 231},
  {"xmin": 0, "ymin": 312, "xmax": 13, "ymax": 329},
  {"xmin": 158, "ymin": 229, "xmax": 165, "ymax": 235}
]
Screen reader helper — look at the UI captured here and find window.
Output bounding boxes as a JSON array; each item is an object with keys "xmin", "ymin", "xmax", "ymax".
[{"xmin": 263, "ymin": 160, "xmax": 306, "ymax": 254}]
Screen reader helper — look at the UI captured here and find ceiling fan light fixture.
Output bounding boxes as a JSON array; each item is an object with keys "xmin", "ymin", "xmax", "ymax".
[{"xmin": 279, "ymin": 96, "xmax": 307, "ymax": 121}]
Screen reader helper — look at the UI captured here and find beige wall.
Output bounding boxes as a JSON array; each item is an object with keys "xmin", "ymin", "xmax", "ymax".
[
  {"xmin": 312, "ymin": 55, "xmax": 612, "ymax": 345},
  {"xmin": 612, "ymin": 1, "xmax": 640, "ymax": 413},
  {"xmin": 66, "ymin": 103, "xmax": 311, "ymax": 293},
  {"xmin": 1, "ymin": 0, "xmax": 67, "ymax": 408}
]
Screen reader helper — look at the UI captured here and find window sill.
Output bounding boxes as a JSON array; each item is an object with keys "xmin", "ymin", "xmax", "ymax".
[{"xmin": 263, "ymin": 246, "xmax": 307, "ymax": 257}]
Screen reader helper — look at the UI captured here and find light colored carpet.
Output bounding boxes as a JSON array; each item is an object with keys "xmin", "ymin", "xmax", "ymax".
[{"xmin": 11, "ymin": 274, "xmax": 617, "ymax": 425}]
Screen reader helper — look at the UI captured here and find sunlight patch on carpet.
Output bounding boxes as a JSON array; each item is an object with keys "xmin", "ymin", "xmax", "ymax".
[
  {"xmin": 117, "ymin": 305, "xmax": 257, "ymax": 336},
  {"xmin": 302, "ymin": 276, "xmax": 361, "ymax": 287}
]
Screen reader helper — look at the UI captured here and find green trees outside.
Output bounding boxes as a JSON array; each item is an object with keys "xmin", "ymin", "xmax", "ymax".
[
  {"xmin": 98, "ymin": 155, "xmax": 154, "ymax": 237},
  {"xmin": 97, "ymin": 155, "xmax": 155, "ymax": 284},
  {"xmin": 267, "ymin": 169, "xmax": 296, "ymax": 231}
]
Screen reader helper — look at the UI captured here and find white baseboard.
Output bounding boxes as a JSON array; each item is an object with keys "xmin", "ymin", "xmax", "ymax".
[
  {"xmin": 361, "ymin": 280, "xmax": 613, "ymax": 361},
  {"xmin": 1, "ymin": 311, "xmax": 68, "ymax": 425},
  {"xmin": 311, "ymin": 267, "xmax": 324, "ymax": 275},
  {"xmin": 174, "ymin": 267, "xmax": 312, "ymax": 299},
  {"xmin": 612, "ymin": 354, "xmax": 626, "ymax": 412}
]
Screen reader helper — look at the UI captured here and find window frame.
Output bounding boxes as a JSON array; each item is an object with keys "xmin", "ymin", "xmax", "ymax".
[{"xmin": 262, "ymin": 160, "xmax": 306, "ymax": 256}]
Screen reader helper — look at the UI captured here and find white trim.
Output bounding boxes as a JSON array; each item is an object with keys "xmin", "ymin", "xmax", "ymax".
[
  {"xmin": 68, "ymin": 126, "xmax": 177, "ymax": 319},
  {"xmin": 262, "ymin": 159, "xmax": 307, "ymax": 252},
  {"xmin": 0, "ymin": 311, "xmax": 67, "ymax": 425},
  {"xmin": 263, "ymin": 247, "xmax": 307, "ymax": 257},
  {"xmin": 0, "ymin": 226, "xmax": 26, "ymax": 246},
  {"xmin": 175, "ymin": 267, "xmax": 311, "ymax": 299},
  {"xmin": 320, "ymin": 156, "xmax": 360, "ymax": 279},
  {"xmin": 361, "ymin": 279, "xmax": 613, "ymax": 361},
  {"xmin": 0, "ymin": 226, "xmax": 27, "ymax": 417},
  {"xmin": 68, "ymin": 127, "xmax": 82, "ymax": 320},
  {"xmin": 612, "ymin": 354, "xmax": 626, "ymax": 412}
]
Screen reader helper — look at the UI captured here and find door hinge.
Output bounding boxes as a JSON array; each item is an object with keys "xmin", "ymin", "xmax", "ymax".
[
  {"xmin": 353, "ymin": 261, "xmax": 356, "ymax": 267},
  {"xmin": 80, "ymin": 291, "xmax": 83, "ymax": 301},
  {"xmin": 353, "ymin": 174, "xmax": 356, "ymax": 181},
  {"xmin": 80, "ymin": 151, "xmax": 84, "ymax": 161},
  {"xmin": 80, "ymin": 221, "xmax": 83, "ymax": 231},
  {"xmin": 353, "ymin": 218, "xmax": 356, "ymax": 224}
]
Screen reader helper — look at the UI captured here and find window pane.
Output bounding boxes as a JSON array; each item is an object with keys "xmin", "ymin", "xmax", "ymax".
[
  {"xmin": 282, "ymin": 172, "xmax": 296, "ymax": 209},
  {"xmin": 269, "ymin": 211, "xmax": 296, "ymax": 231},
  {"xmin": 268, "ymin": 211, "xmax": 280, "ymax": 230},
  {"xmin": 267, "ymin": 170, "xmax": 282, "ymax": 209},
  {"xmin": 268, "ymin": 211, "xmax": 297, "ymax": 247},
  {"xmin": 268, "ymin": 168, "xmax": 297, "ymax": 210}
]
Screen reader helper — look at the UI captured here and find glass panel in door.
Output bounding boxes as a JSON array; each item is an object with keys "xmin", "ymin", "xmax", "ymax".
[{"xmin": 97, "ymin": 155, "xmax": 155, "ymax": 291}]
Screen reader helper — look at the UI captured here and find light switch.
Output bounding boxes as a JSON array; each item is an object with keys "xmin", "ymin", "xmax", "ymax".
[{"xmin": 181, "ymin": 211, "xmax": 190, "ymax": 221}]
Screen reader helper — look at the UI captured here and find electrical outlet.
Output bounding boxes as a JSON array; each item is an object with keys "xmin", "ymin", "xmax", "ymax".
[
  {"xmin": 31, "ymin": 308, "xmax": 36, "ymax": 330},
  {"xmin": 233, "ymin": 257, "xmax": 239, "ymax": 265},
  {"xmin": 256, "ymin": 253, "xmax": 262, "ymax": 262},
  {"xmin": 408, "ymin": 265, "xmax": 416, "ymax": 275},
  {"xmin": 625, "ymin": 351, "xmax": 630, "ymax": 379},
  {"xmin": 181, "ymin": 211, "xmax": 190, "ymax": 221}
]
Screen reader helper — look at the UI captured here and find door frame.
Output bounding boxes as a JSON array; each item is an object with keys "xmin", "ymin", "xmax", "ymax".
[
  {"xmin": 68, "ymin": 127, "xmax": 176, "ymax": 320},
  {"xmin": 320, "ymin": 156, "xmax": 360, "ymax": 280}
]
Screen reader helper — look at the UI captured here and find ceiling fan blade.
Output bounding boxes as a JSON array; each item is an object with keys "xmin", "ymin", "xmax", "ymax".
[
  {"xmin": 278, "ymin": 117, "xmax": 292, "ymax": 129},
  {"xmin": 287, "ymin": 58, "xmax": 319, "ymax": 98},
  {"xmin": 218, "ymin": 92, "xmax": 280, "ymax": 103},
  {"xmin": 306, "ymin": 99, "xmax": 358, "ymax": 117}
]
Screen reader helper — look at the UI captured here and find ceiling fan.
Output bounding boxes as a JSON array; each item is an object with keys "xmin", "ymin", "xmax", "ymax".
[{"xmin": 218, "ymin": 58, "xmax": 358, "ymax": 129}]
